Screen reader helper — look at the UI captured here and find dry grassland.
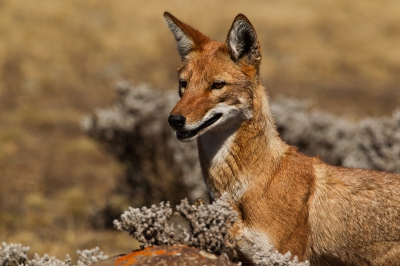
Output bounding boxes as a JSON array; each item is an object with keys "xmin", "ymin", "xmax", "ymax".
[{"xmin": 0, "ymin": 0, "xmax": 399, "ymax": 261}]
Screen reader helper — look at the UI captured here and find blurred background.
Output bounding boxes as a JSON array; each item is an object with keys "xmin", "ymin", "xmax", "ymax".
[{"xmin": 0, "ymin": 0, "xmax": 399, "ymax": 261}]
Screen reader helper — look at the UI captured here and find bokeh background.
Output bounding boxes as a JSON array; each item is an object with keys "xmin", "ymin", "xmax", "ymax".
[{"xmin": 1, "ymin": 0, "xmax": 399, "ymax": 261}]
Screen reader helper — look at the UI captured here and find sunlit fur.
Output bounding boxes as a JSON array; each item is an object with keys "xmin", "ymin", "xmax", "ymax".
[{"xmin": 164, "ymin": 11, "xmax": 400, "ymax": 265}]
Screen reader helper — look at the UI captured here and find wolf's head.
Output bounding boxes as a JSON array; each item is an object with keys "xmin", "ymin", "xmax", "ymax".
[{"xmin": 164, "ymin": 12, "xmax": 262, "ymax": 141}]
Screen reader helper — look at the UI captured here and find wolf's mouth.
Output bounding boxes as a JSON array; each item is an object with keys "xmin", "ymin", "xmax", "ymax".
[{"xmin": 176, "ymin": 113, "xmax": 222, "ymax": 140}]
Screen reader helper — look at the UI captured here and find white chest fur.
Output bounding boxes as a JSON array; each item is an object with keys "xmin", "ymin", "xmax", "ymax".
[
  {"xmin": 199, "ymin": 124, "xmax": 251, "ymax": 203},
  {"xmin": 230, "ymin": 225, "xmax": 275, "ymax": 263}
]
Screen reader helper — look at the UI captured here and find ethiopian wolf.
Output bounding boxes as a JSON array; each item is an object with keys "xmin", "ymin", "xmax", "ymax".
[{"xmin": 164, "ymin": 12, "xmax": 400, "ymax": 265}]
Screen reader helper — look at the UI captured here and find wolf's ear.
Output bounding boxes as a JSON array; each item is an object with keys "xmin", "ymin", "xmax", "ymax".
[
  {"xmin": 226, "ymin": 14, "xmax": 261, "ymax": 64},
  {"xmin": 164, "ymin": 12, "xmax": 210, "ymax": 61}
]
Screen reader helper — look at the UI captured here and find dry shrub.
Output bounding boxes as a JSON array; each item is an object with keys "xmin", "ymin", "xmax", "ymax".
[
  {"xmin": 1, "ymin": 197, "xmax": 309, "ymax": 266},
  {"xmin": 272, "ymin": 96, "xmax": 400, "ymax": 172},
  {"xmin": 83, "ymin": 81, "xmax": 202, "ymax": 209},
  {"xmin": 113, "ymin": 195, "xmax": 309, "ymax": 266},
  {"xmin": 0, "ymin": 243, "xmax": 107, "ymax": 266},
  {"xmin": 84, "ymin": 81, "xmax": 400, "ymax": 211}
]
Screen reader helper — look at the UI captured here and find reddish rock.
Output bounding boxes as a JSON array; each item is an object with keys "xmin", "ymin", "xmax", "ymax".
[{"xmin": 92, "ymin": 245, "xmax": 236, "ymax": 266}]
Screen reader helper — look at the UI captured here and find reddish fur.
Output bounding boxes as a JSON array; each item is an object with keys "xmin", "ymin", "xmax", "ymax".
[{"xmin": 164, "ymin": 12, "xmax": 400, "ymax": 265}]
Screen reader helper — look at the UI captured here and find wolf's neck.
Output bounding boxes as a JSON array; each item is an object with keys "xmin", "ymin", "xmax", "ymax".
[{"xmin": 198, "ymin": 89, "xmax": 287, "ymax": 200}]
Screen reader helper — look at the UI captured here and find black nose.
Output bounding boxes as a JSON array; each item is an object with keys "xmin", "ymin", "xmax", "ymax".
[{"xmin": 168, "ymin": 114, "xmax": 186, "ymax": 130}]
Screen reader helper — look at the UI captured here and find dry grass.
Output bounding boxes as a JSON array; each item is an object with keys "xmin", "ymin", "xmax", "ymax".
[{"xmin": 0, "ymin": 0, "xmax": 399, "ymax": 261}]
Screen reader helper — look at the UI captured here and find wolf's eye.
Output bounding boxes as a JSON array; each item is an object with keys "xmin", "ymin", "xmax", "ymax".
[
  {"xmin": 179, "ymin": 80, "xmax": 187, "ymax": 89},
  {"xmin": 212, "ymin": 81, "xmax": 225, "ymax": 90},
  {"xmin": 178, "ymin": 80, "xmax": 187, "ymax": 97}
]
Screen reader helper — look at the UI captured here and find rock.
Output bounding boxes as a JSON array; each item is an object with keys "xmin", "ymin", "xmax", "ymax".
[{"xmin": 91, "ymin": 245, "xmax": 236, "ymax": 266}]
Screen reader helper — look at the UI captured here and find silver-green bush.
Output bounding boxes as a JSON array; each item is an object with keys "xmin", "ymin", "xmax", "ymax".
[{"xmin": 83, "ymin": 81, "xmax": 400, "ymax": 206}]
